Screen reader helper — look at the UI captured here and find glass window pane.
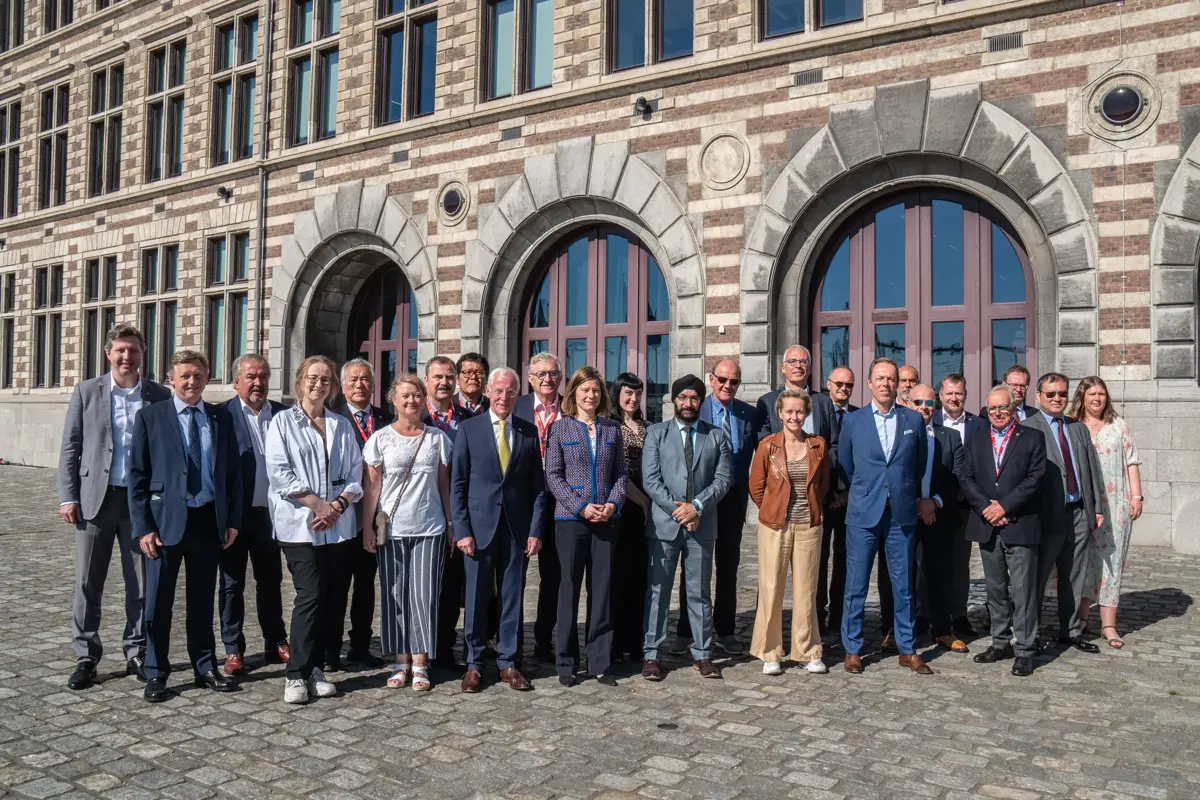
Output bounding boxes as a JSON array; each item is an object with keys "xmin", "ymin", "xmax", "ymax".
[
  {"xmin": 234, "ymin": 232, "xmax": 250, "ymax": 281},
  {"xmin": 208, "ymin": 296, "xmax": 226, "ymax": 381},
  {"xmin": 240, "ymin": 17, "xmax": 258, "ymax": 64},
  {"xmin": 874, "ymin": 202, "xmax": 905, "ymax": 309},
  {"xmin": 764, "ymin": 0, "xmax": 804, "ymax": 38},
  {"xmin": 169, "ymin": 43, "xmax": 186, "ymax": 88},
  {"xmin": 413, "ymin": 17, "xmax": 437, "ymax": 117},
  {"xmin": 92, "ymin": 71, "xmax": 107, "ymax": 115},
  {"xmin": 381, "ymin": 29, "xmax": 403, "ymax": 124},
  {"xmin": 613, "ymin": 0, "xmax": 645, "ymax": 70},
  {"xmin": 605, "ymin": 336, "xmax": 627, "ymax": 382},
  {"xmin": 528, "ymin": 339, "xmax": 549, "ymax": 360},
  {"xmin": 217, "ymin": 23, "xmax": 234, "ymax": 71},
  {"xmin": 214, "ymin": 80, "xmax": 232, "ymax": 164},
  {"xmin": 381, "ymin": 270, "xmax": 398, "ymax": 340},
  {"xmin": 295, "ymin": 0, "xmax": 313, "ymax": 45},
  {"xmin": 104, "ymin": 257, "xmax": 118, "ymax": 299},
  {"xmin": 84, "ymin": 309, "xmax": 98, "ymax": 380},
  {"xmin": 931, "ymin": 321, "xmax": 964, "ymax": 392},
  {"xmin": 565, "ymin": 337, "xmax": 587, "ymax": 376},
  {"xmin": 528, "ymin": 270, "xmax": 550, "ymax": 328},
  {"xmin": 146, "ymin": 102, "xmax": 163, "ymax": 181},
  {"xmin": 166, "ymin": 96, "xmax": 184, "ymax": 177},
  {"xmin": 528, "ymin": 0, "xmax": 553, "ymax": 89},
  {"xmin": 647, "ymin": 257, "xmax": 669, "ymax": 321},
  {"xmin": 821, "ymin": 236, "xmax": 850, "ymax": 312},
  {"xmin": 85, "ymin": 260, "xmax": 98, "ymax": 302},
  {"xmin": 111, "ymin": 66, "xmax": 125, "ymax": 107},
  {"xmin": 142, "ymin": 304, "xmax": 157, "ymax": 381},
  {"xmin": 408, "ymin": 287, "xmax": 418, "ymax": 340},
  {"xmin": 658, "ymin": 0, "xmax": 693, "ymax": 60},
  {"xmin": 50, "ymin": 314, "xmax": 62, "ymax": 386},
  {"xmin": 164, "ymin": 245, "xmax": 179, "ymax": 290},
  {"xmin": 292, "ymin": 56, "xmax": 311, "ymax": 144},
  {"xmin": 106, "ymin": 116, "xmax": 122, "ymax": 192},
  {"xmin": 380, "ymin": 350, "xmax": 396, "ymax": 400},
  {"xmin": 102, "ymin": 307, "xmax": 116, "ymax": 337},
  {"xmin": 236, "ymin": 74, "xmax": 256, "ymax": 159},
  {"xmin": 565, "ymin": 236, "xmax": 588, "ymax": 326},
  {"xmin": 605, "ymin": 235, "xmax": 628, "ymax": 324},
  {"xmin": 645, "ymin": 333, "xmax": 669, "ymax": 423},
  {"xmin": 489, "ymin": 0, "xmax": 514, "ymax": 99},
  {"xmin": 150, "ymin": 49, "xmax": 166, "ymax": 94},
  {"xmin": 821, "ymin": 0, "xmax": 862, "ymax": 26},
  {"xmin": 991, "ymin": 319, "xmax": 1027, "ymax": 385},
  {"xmin": 931, "ymin": 199, "xmax": 964, "ymax": 306},
  {"xmin": 384, "ymin": 0, "xmax": 404, "ymax": 14},
  {"xmin": 162, "ymin": 301, "xmax": 177, "ymax": 373},
  {"xmin": 210, "ymin": 238, "xmax": 226, "ymax": 285},
  {"xmin": 318, "ymin": 49, "xmax": 338, "ymax": 139},
  {"xmin": 992, "ymin": 224, "xmax": 1026, "ymax": 303},
  {"xmin": 874, "ymin": 323, "xmax": 905, "ymax": 363},
  {"xmin": 820, "ymin": 326, "xmax": 849, "ymax": 387},
  {"xmin": 232, "ymin": 293, "xmax": 248, "ymax": 366},
  {"xmin": 324, "ymin": 0, "xmax": 340, "ymax": 36},
  {"xmin": 142, "ymin": 250, "xmax": 158, "ymax": 294},
  {"xmin": 408, "ymin": 349, "xmax": 418, "ymax": 373}
]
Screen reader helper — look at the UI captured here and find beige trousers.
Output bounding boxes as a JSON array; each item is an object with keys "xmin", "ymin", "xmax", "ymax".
[{"xmin": 750, "ymin": 521, "xmax": 824, "ymax": 663}]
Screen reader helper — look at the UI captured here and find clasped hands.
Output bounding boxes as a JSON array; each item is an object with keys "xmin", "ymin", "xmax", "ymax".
[
  {"xmin": 982, "ymin": 500, "xmax": 1008, "ymax": 526},
  {"xmin": 308, "ymin": 499, "xmax": 343, "ymax": 531},
  {"xmin": 672, "ymin": 501, "xmax": 700, "ymax": 532},
  {"xmin": 581, "ymin": 503, "xmax": 617, "ymax": 524}
]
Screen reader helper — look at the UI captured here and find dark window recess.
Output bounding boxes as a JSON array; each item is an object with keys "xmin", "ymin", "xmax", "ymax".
[
  {"xmin": 391, "ymin": 149, "xmax": 407, "ymax": 163},
  {"xmin": 348, "ymin": 266, "xmax": 420, "ymax": 407},
  {"xmin": 298, "ymin": 169, "xmax": 315, "ymax": 181},
  {"xmin": 442, "ymin": 188, "xmax": 462, "ymax": 216},
  {"xmin": 794, "ymin": 68, "xmax": 823, "ymax": 87},
  {"xmin": 500, "ymin": 126, "xmax": 522, "ymax": 141},
  {"xmin": 1101, "ymin": 86, "xmax": 1143, "ymax": 124},
  {"xmin": 985, "ymin": 31, "xmax": 1023, "ymax": 53}
]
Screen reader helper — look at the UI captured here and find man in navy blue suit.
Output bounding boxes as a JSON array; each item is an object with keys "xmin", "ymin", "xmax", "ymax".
[
  {"xmin": 450, "ymin": 367, "xmax": 549, "ymax": 693},
  {"xmin": 837, "ymin": 357, "xmax": 932, "ymax": 675},
  {"xmin": 128, "ymin": 350, "xmax": 242, "ymax": 702}
]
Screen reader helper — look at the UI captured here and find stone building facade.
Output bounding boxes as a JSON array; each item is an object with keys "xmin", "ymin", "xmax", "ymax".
[{"xmin": 0, "ymin": 0, "xmax": 1197, "ymax": 550}]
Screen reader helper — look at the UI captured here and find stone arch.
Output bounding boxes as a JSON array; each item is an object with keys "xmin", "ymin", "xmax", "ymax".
[
  {"xmin": 273, "ymin": 179, "xmax": 438, "ymax": 382},
  {"xmin": 461, "ymin": 136, "xmax": 706, "ymax": 377},
  {"xmin": 741, "ymin": 79, "xmax": 1100, "ymax": 395},
  {"xmin": 1150, "ymin": 136, "xmax": 1200, "ymax": 381}
]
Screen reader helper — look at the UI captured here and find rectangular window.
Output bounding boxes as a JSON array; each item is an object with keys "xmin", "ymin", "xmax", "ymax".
[
  {"xmin": 49, "ymin": 313, "xmax": 61, "ymax": 386},
  {"xmin": 212, "ymin": 79, "xmax": 232, "ymax": 164},
  {"xmin": 37, "ymin": 85, "xmax": 68, "ymax": 209},
  {"xmin": 34, "ymin": 314, "xmax": 46, "ymax": 386},
  {"xmin": 1, "ymin": 272, "xmax": 13, "ymax": 311},
  {"xmin": 657, "ymin": 0, "xmax": 692, "ymax": 61},
  {"xmin": 215, "ymin": 22, "xmax": 235, "ymax": 71},
  {"xmin": 49, "ymin": 263, "xmax": 62, "ymax": 306},
  {"xmin": 819, "ymin": 0, "xmax": 862, "ymax": 27},
  {"xmin": 142, "ymin": 248, "xmax": 158, "ymax": 294},
  {"xmin": 141, "ymin": 303, "xmax": 157, "ymax": 381},
  {"xmin": 229, "ymin": 291, "xmax": 248, "ymax": 376},
  {"xmin": 290, "ymin": 55, "xmax": 312, "ymax": 145},
  {"xmin": 527, "ymin": 0, "xmax": 553, "ymax": 90},
  {"xmin": 238, "ymin": 16, "xmax": 258, "ymax": 64},
  {"xmin": 412, "ymin": 17, "xmax": 437, "ymax": 117},
  {"xmin": 84, "ymin": 308, "xmax": 98, "ymax": 379},
  {"xmin": 762, "ymin": 0, "xmax": 803, "ymax": 39},
  {"xmin": 103, "ymin": 255, "xmax": 117, "ymax": 300},
  {"xmin": 487, "ymin": 0, "xmax": 514, "ymax": 100},
  {"xmin": 316, "ymin": 48, "xmax": 338, "ymax": 140},
  {"xmin": 88, "ymin": 63, "xmax": 123, "ymax": 196},
  {"xmin": 146, "ymin": 40, "xmax": 186, "ymax": 182},
  {"xmin": 164, "ymin": 244, "xmax": 179, "ymax": 291},
  {"xmin": 381, "ymin": 0, "xmax": 404, "ymax": 15},
  {"xmin": 166, "ymin": 95, "xmax": 184, "ymax": 177},
  {"xmin": 85, "ymin": 258, "xmax": 99, "ymax": 302},
  {"xmin": 1, "ymin": 317, "xmax": 11, "ymax": 388},
  {"xmin": 213, "ymin": 15, "xmax": 258, "ymax": 164},
  {"xmin": 377, "ymin": 27, "xmax": 404, "ymax": 125},
  {"xmin": 207, "ymin": 295, "xmax": 226, "ymax": 381},
  {"xmin": 612, "ymin": 0, "xmax": 645, "ymax": 71},
  {"xmin": 34, "ymin": 266, "xmax": 46, "ymax": 308},
  {"xmin": 102, "ymin": 306, "xmax": 115, "ymax": 340},
  {"xmin": 0, "ymin": 99, "xmax": 19, "ymax": 218},
  {"xmin": 233, "ymin": 231, "xmax": 250, "ymax": 281},
  {"xmin": 161, "ymin": 300, "xmax": 177, "ymax": 376},
  {"xmin": 235, "ymin": 74, "xmax": 256, "ymax": 159},
  {"xmin": 44, "ymin": 0, "xmax": 72, "ymax": 33},
  {"xmin": 208, "ymin": 236, "xmax": 227, "ymax": 286},
  {"xmin": 146, "ymin": 102, "xmax": 163, "ymax": 181},
  {"xmin": 293, "ymin": 0, "xmax": 314, "ymax": 46},
  {"xmin": 322, "ymin": 0, "xmax": 341, "ymax": 37},
  {"xmin": 0, "ymin": 0, "xmax": 26, "ymax": 53}
]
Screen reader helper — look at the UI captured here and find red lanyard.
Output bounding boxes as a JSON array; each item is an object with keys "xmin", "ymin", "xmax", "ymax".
[
  {"xmin": 534, "ymin": 403, "xmax": 558, "ymax": 457},
  {"xmin": 426, "ymin": 399, "xmax": 454, "ymax": 433},
  {"xmin": 349, "ymin": 407, "xmax": 373, "ymax": 440},
  {"xmin": 991, "ymin": 425, "xmax": 1015, "ymax": 473}
]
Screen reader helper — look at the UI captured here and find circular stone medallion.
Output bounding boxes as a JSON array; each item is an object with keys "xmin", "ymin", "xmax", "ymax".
[{"xmin": 699, "ymin": 133, "xmax": 750, "ymax": 191}]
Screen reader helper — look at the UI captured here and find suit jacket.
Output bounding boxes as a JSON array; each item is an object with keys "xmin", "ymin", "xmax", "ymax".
[
  {"xmin": 701, "ymin": 396, "xmax": 758, "ymax": 494},
  {"xmin": 1021, "ymin": 412, "xmax": 1104, "ymax": 528},
  {"xmin": 544, "ymin": 417, "xmax": 627, "ymax": 521},
  {"xmin": 449, "ymin": 412, "xmax": 549, "ymax": 548},
  {"xmin": 420, "ymin": 399, "xmax": 475, "ymax": 442},
  {"xmin": 837, "ymin": 404, "xmax": 927, "ymax": 529},
  {"xmin": 755, "ymin": 387, "xmax": 835, "ymax": 444},
  {"xmin": 927, "ymin": 425, "xmax": 965, "ymax": 529},
  {"xmin": 641, "ymin": 419, "xmax": 733, "ymax": 542},
  {"xmin": 331, "ymin": 400, "xmax": 394, "ymax": 451},
  {"xmin": 57, "ymin": 373, "xmax": 172, "ymax": 520},
  {"xmin": 223, "ymin": 397, "xmax": 288, "ymax": 516},
  {"xmin": 128, "ymin": 399, "xmax": 243, "ymax": 546},
  {"xmin": 960, "ymin": 423, "xmax": 1046, "ymax": 546},
  {"xmin": 514, "ymin": 392, "xmax": 561, "ymax": 428}
]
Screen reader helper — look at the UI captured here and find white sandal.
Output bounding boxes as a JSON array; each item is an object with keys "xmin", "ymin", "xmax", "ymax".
[
  {"xmin": 412, "ymin": 665, "xmax": 431, "ymax": 691},
  {"xmin": 386, "ymin": 664, "xmax": 411, "ymax": 688}
]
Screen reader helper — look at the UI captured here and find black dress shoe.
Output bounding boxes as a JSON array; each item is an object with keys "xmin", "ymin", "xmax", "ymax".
[
  {"xmin": 144, "ymin": 678, "xmax": 169, "ymax": 703},
  {"xmin": 595, "ymin": 674, "xmax": 618, "ymax": 687},
  {"xmin": 533, "ymin": 644, "xmax": 555, "ymax": 662},
  {"xmin": 1011, "ymin": 657, "xmax": 1034, "ymax": 677},
  {"xmin": 972, "ymin": 645, "xmax": 1014, "ymax": 664},
  {"xmin": 193, "ymin": 670, "xmax": 237, "ymax": 692},
  {"xmin": 126, "ymin": 656, "xmax": 147, "ymax": 682},
  {"xmin": 1059, "ymin": 636, "xmax": 1100, "ymax": 654},
  {"xmin": 346, "ymin": 648, "xmax": 386, "ymax": 667},
  {"xmin": 67, "ymin": 662, "xmax": 97, "ymax": 690},
  {"xmin": 952, "ymin": 617, "xmax": 978, "ymax": 637},
  {"xmin": 558, "ymin": 675, "xmax": 577, "ymax": 687}
]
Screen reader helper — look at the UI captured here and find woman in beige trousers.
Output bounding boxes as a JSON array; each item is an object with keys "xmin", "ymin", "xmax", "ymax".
[{"xmin": 747, "ymin": 389, "xmax": 830, "ymax": 676}]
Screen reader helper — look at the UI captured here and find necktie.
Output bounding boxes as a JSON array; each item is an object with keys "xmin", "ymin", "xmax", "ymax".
[
  {"xmin": 1055, "ymin": 418, "xmax": 1079, "ymax": 496},
  {"xmin": 497, "ymin": 419, "xmax": 511, "ymax": 474},
  {"xmin": 355, "ymin": 409, "xmax": 368, "ymax": 432},
  {"xmin": 184, "ymin": 407, "xmax": 202, "ymax": 498},
  {"xmin": 836, "ymin": 407, "xmax": 844, "ymax": 432},
  {"xmin": 683, "ymin": 426, "xmax": 695, "ymax": 503}
]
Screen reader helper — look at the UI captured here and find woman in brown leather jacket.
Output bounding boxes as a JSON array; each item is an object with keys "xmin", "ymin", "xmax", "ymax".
[{"xmin": 748, "ymin": 388, "xmax": 830, "ymax": 676}]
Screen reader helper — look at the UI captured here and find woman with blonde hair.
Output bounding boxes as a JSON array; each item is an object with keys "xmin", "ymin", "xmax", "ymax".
[
  {"xmin": 1068, "ymin": 376, "xmax": 1143, "ymax": 648},
  {"xmin": 361, "ymin": 374, "xmax": 453, "ymax": 690},
  {"xmin": 265, "ymin": 355, "xmax": 363, "ymax": 704},
  {"xmin": 747, "ymin": 388, "xmax": 830, "ymax": 675}
]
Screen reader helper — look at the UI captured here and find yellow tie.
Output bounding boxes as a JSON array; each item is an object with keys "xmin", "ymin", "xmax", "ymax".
[{"xmin": 497, "ymin": 418, "xmax": 511, "ymax": 474}]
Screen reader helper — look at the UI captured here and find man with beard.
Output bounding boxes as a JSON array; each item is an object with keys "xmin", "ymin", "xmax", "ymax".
[
  {"xmin": 641, "ymin": 375, "xmax": 733, "ymax": 681},
  {"xmin": 898, "ymin": 366, "xmax": 920, "ymax": 407}
]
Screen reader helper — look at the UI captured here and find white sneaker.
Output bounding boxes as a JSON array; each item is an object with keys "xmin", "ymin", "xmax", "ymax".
[
  {"xmin": 283, "ymin": 678, "xmax": 309, "ymax": 704},
  {"xmin": 762, "ymin": 661, "xmax": 782, "ymax": 676},
  {"xmin": 308, "ymin": 667, "xmax": 336, "ymax": 698},
  {"xmin": 803, "ymin": 658, "xmax": 828, "ymax": 674}
]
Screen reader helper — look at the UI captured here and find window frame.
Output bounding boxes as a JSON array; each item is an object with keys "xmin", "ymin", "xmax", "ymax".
[
  {"xmin": 204, "ymin": 231, "xmax": 253, "ymax": 383},
  {"xmin": 759, "ymin": 0, "xmax": 805, "ymax": 40},
  {"xmin": 32, "ymin": 262, "xmax": 64, "ymax": 388},
  {"xmin": 0, "ymin": 271, "xmax": 14, "ymax": 389},
  {"xmin": 81, "ymin": 254, "xmax": 120, "ymax": 380},
  {"xmin": 145, "ymin": 38, "xmax": 187, "ymax": 183},
  {"xmin": 372, "ymin": 0, "xmax": 440, "ymax": 127},
  {"xmin": 43, "ymin": 0, "xmax": 72, "ymax": 34},
  {"xmin": 87, "ymin": 61, "xmax": 124, "ymax": 197},
  {"xmin": 288, "ymin": 0, "xmax": 341, "ymax": 145},
  {"xmin": 211, "ymin": 12, "xmax": 259, "ymax": 165},
  {"xmin": 816, "ymin": 0, "xmax": 864, "ymax": 29},
  {"xmin": 37, "ymin": 83, "xmax": 69, "ymax": 210},
  {"xmin": 348, "ymin": 266, "xmax": 419, "ymax": 407},
  {"xmin": 607, "ymin": 0, "xmax": 692, "ymax": 73},
  {"xmin": 482, "ymin": 0, "xmax": 552, "ymax": 102},
  {"xmin": 0, "ymin": 98, "xmax": 23, "ymax": 218},
  {"xmin": 0, "ymin": 0, "xmax": 25, "ymax": 53}
]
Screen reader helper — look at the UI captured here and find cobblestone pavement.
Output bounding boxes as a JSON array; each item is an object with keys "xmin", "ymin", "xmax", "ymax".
[{"xmin": 2, "ymin": 464, "xmax": 1199, "ymax": 800}]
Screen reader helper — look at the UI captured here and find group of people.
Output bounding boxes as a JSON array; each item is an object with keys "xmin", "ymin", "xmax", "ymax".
[{"xmin": 57, "ymin": 325, "xmax": 1144, "ymax": 705}]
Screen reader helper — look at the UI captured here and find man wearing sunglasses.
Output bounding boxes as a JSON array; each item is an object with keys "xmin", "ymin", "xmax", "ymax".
[{"xmin": 1022, "ymin": 372, "xmax": 1104, "ymax": 654}]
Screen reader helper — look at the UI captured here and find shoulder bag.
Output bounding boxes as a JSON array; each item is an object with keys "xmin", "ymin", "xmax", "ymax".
[{"xmin": 374, "ymin": 428, "xmax": 428, "ymax": 546}]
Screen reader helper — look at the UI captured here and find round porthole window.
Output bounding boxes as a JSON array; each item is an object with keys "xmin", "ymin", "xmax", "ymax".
[
  {"xmin": 1100, "ymin": 86, "xmax": 1143, "ymax": 125},
  {"xmin": 1084, "ymin": 72, "xmax": 1158, "ymax": 141},
  {"xmin": 436, "ymin": 181, "xmax": 470, "ymax": 226}
]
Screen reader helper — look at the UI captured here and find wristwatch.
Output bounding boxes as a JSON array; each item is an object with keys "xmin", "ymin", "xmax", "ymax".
[{"xmin": 1131, "ymin": 495, "xmax": 1144, "ymax": 501}]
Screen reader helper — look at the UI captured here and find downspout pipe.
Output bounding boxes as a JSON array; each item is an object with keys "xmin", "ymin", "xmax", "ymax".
[{"xmin": 254, "ymin": 0, "xmax": 276, "ymax": 362}]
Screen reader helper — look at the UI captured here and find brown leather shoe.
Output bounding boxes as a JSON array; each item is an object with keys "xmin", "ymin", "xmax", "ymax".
[
  {"xmin": 694, "ymin": 659, "xmax": 722, "ymax": 679},
  {"xmin": 843, "ymin": 654, "xmax": 863, "ymax": 674},
  {"xmin": 641, "ymin": 659, "xmax": 663, "ymax": 681},
  {"xmin": 935, "ymin": 635, "xmax": 969, "ymax": 654},
  {"xmin": 498, "ymin": 667, "xmax": 532, "ymax": 690},
  {"xmin": 223, "ymin": 653, "xmax": 244, "ymax": 677},
  {"xmin": 460, "ymin": 669, "xmax": 483, "ymax": 693},
  {"xmin": 898, "ymin": 654, "xmax": 934, "ymax": 674},
  {"xmin": 274, "ymin": 644, "xmax": 291, "ymax": 663}
]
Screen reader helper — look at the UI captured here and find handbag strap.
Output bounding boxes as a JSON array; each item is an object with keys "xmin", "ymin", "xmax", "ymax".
[{"xmin": 385, "ymin": 428, "xmax": 428, "ymax": 520}]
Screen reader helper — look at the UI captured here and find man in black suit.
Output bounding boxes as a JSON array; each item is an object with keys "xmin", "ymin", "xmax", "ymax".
[
  {"xmin": 128, "ymin": 350, "xmax": 242, "ymax": 701},
  {"xmin": 755, "ymin": 345, "xmax": 835, "ymax": 442},
  {"xmin": 933, "ymin": 373, "xmax": 989, "ymax": 637},
  {"xmin": 979, "ymin": 365, "xmax": 1037, "ymax": 421},
  {"xmin": 961, "ymin": 385, "xmax": 1046, "ymax": 677},
  {"xmin": 218, "ymin": 354, "xmax": 289, "ymax": 677},
  {"xmin": 455, "ymin": 352, "xmax": 490, "ymax": 415},
  {"xmin": 818, "ymin": 365, "xmax": 857, "ymax": 634},
  {"xmin": 513, "ymin": 351, "xmax": 563, "ymax": 662},
  {"xmin": 328, "ymin": 357, "xmax": 393, "ymax": 669}
]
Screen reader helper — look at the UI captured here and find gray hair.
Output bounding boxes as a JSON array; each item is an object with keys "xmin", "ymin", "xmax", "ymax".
[
  {"xmin": 783, "ymin": 344, "xmax": 810, "ymax": 360},
  {"xmin": 529, "ymin": 352, "xmax": 560, "ymax": 371},
  {"xmin": 488, "ymin": 366, "xmax": 520, "ymax": 387},
  {"xmin": 340, "ymin": 357, "xmax": 374, "ymax": 385},
  {"xmin": 986, "ymin": 384, "xmax": 1015, "ymax": 407},
  {"xmin": 232, "ymin": 353, "xmax": 269, "ymax": 379}
]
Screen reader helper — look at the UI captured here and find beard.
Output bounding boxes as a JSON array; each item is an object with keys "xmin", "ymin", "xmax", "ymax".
[{"xmin": 675, "ymin": 404, "xmax": 700, "ymax": 423}]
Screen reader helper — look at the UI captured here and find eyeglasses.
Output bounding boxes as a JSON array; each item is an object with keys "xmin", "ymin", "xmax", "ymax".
[
  {"xmin": 911, "ymin": 399, "xmax": 936, "ymax": 407},
  {"xmin": 714, "ymin": 376, "xmax": 741, "ymax": 387},
  {"xmin": 1005, "ymin": 380, "xmax": 1029, "ymax": 390},
  {"xmin": 987, "ymin": 405, "xmax": 1013, "ymax": 414},
  {"xmin": 532, "ymin": 370, "xmax": 561, "ymax": 380},
  {"xmin": 1040, "ymin": 390, "xmax": 1068, "ymax": 399},
  {"xmin": 829, "ymin": 381, "xmax": 854, "ymax": 390},
  {"xmin": 304, "ymin": 376, "xmax": 332, "ymax": 386},
  {"xmin": 783, "ymin": 358, "xmax": 810, "ymax": 367},
  {"xmin": 460, "ymin": 369, "xmax": 486, "ymax": 378}
]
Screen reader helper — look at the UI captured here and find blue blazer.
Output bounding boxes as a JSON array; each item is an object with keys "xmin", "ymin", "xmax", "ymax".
[
  {"xmin": 450, "ymin": 412, "xmax": 549, "ymax": 549},
  {"xmin": 128, "ymin": 399, "xmax": 243, "ymax": 546},
  {"xmin": 837, "ymin": 404, "xmax": 927, "ymax": 530},
  {"xmin": 544, "ymin": 417, "xmax": 627, "ymax": 521},
  {"xmin": 700, "ymin": 396, "xmax": 757, "ymax": 494},
  {"xmin": 223, "ymin": 398, "xmax": 288, "ymax": 516}
]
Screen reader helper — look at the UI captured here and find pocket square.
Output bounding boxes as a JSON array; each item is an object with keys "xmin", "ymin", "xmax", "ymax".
[
  {"xmin": 151, "ymin": 493, "xmax": 163, "ymax": 501},
  {"xmin": 903, "ymin": 429, "xmax": 915, "ymax": 436}
]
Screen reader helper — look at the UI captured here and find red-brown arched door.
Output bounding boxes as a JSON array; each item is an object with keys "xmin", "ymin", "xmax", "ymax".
[{"xmin": 348, "ymin": 266, "xmax": 418, "ymax": 407}]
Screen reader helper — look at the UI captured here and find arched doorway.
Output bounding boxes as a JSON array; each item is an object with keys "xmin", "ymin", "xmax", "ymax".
[
  {"xmin": 810, "ymin": 190, "xmax": 1035, "ymax": 405},
  {"xmin": 348, "ymin": 266, "xmax": 418, "ymax": 407},
  {"xmin": 521, "ymin": 227, "xmax": 670, "ymax": 421}
]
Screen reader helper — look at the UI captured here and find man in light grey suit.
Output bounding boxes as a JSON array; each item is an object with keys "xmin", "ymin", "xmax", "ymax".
[
  {"xmin": 1022, "ymin": 372, "xmax": 1104, "ymax": 654},
  {"xmin": 640, "ymin": 375, "xmax": 733, "ymax": 681},
  {"xmin": 58, "ymin": 325, "xmax": 171, "ymax": 690}
]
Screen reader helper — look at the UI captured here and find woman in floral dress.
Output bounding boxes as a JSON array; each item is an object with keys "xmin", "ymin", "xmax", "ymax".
[{"xmin": 1068, "ymin": 376, "xmax": 1143, "ymax": 648}]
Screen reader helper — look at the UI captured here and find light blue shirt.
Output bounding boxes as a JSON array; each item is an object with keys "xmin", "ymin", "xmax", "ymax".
[
  {"xmin": 174, "ymin": 396, "xmax": 215, "ymax": 507},
  {"xmin": 108, "ymin": 375, "xmax": 144, "ymax": 488},
  {"xmin": 990, "ymin": 421, "xmax": 1016, "ymax": 472},
  {"xmin": 1042, "ymin": 411, "xmax": 1081, "ymax": 503},
  {"xmin": 674, "ymin": 418, "xmax": 704, "ymax": 514},
  {"xmin": 872, "ymin": 401, "xmax": 898, "ymax": 459},
  {"xmin": 710, "ymin": 399, "xmax": 739, "ymax": 455}
]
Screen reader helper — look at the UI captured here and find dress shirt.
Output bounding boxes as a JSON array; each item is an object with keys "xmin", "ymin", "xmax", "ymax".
[
  {"xmin": 109, "ymin": 375, "xmax": 144, "ymax": 488},
  {"xmin": 798, "ymin": 388, "xmax": 816, "ymax": 435},
  {"xmin": 174, "ymin": 396, "xmax": 215, "ymax": 507},
  {"xmin": 920, "ymin": 424, "xmax": 941, "ymax": 506},
  {"xmin": 240, "ymin": 398, "xmax": 274, "ymax": 507},
  {"xmin": 489, "ymin": 409, "xmax": 515, "ymax": 453},
  {"xmin": 1042, "ymin": 410, "xmax": 1082, "ymax": 503},
  {"xmin": 940, "ymin": 409, "xmax": 967, "ymax": 442},
  {"xmin": 990, "ymin": 421, "xmax": 1016, "ymax": 472},
  {"xmin": 456, "ymin": 391, "xmax": 486, "ymax": 414},
  {"xmin": 871, "ymin": 401, "xmax": 898, "ymax": 459},
  {"xmin": 673, "ymin": 418, "xmax": 703, "ymax": 513},
  {"xmin": 1015, "ymin": 405, "xmax": 1028, "ymax": 421}
]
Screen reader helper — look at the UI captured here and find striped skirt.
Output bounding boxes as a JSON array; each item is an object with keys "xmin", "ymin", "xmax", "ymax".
[{"xmin": 377, "ymin": 535, "xmax": 447, "ymax": 657}]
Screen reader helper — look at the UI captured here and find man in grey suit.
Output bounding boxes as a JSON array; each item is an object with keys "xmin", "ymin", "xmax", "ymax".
[
  {"xmin": 1022, "ymin": 372, "xmax": 1104, "ymax": 654},
  {"xmin": 58, "ymin": 325, "xmax": 171, "ymax": 690},
  {"xmin": 640, "ymin": 375, "xmax": 733, "ymax": 681}
]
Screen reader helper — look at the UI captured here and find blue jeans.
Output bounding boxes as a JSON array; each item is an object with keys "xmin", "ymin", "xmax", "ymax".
[{"xmin": 841, "ymin": 507, "xmax": 917, "ymax": 655}]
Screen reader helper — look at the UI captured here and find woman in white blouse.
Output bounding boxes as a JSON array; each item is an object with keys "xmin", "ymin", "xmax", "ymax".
[
  {"xmin": 265, "ymin": 355, "xmax": 363, "ymax": 705},
  {"xmin": 361, "ymin": 374, "xmax": 453, "ymax": 691}
]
